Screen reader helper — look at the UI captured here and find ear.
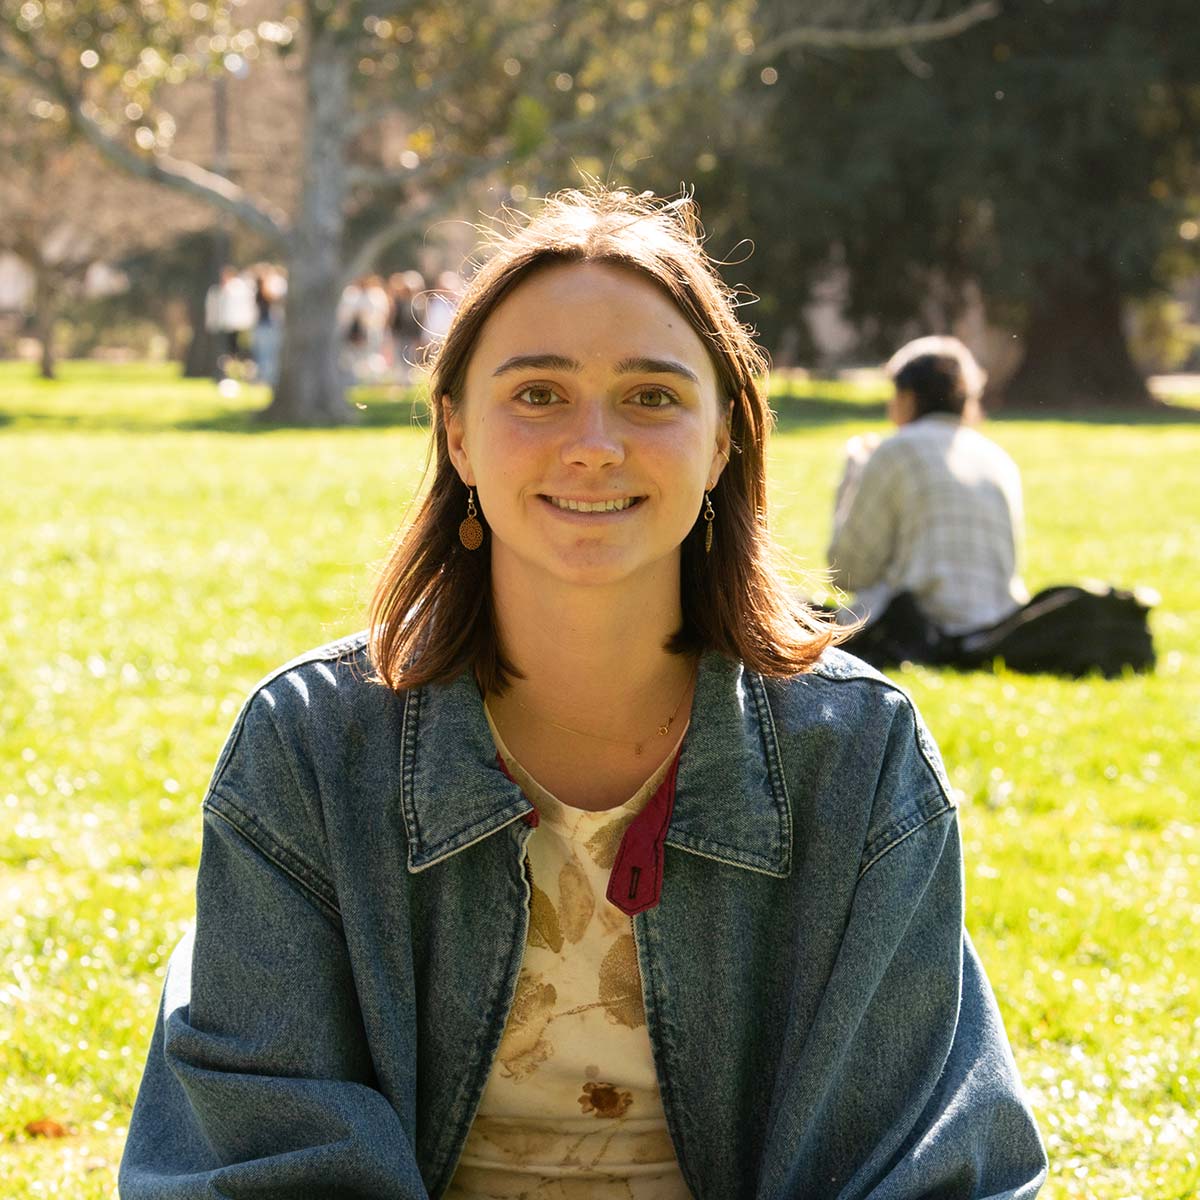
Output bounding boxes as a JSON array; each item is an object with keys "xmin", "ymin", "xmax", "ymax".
[
  {"xmin": 442, "ymin": 394, "xmax": 474, "ymax": 485},
  {"xmin": 891, "ymin": 388, "xmax": 917, "ymax": 426},
  {"xmin": 707, "ymin": 400, "xmax": 733, "ymax": 490}
]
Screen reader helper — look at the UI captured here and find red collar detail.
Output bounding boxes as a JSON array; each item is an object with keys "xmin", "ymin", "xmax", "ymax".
[
  {"xmin": 497, "ymin": 747, "xmax": 681, "ymax": 909},
  {"xmin": 605, "ymin": 750, "xmax": 680, "ymax": 916},
  {"xmin": 495, "ymin": 753, "xmax": 539, "ymax": 827}
]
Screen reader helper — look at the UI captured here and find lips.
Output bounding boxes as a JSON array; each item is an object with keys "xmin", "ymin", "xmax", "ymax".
[{"xmin": 543, "ymin": 496, "xmax": 641, "ymax": 513}]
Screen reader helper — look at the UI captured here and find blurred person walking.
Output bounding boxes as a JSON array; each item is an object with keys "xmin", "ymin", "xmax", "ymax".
[
  {"xmin": 423, "ymin": 270, "xmax": 463, "ymax": 346},
  {"xmin": 338, "ymin": 275, "xmax": 391, "ymax": 382},
  {"xmin": 387, "ymin": 270, "xmax": 427, "ymax": 383},
  {"xmin": 204, "ymin": 265, "xmax": 257, "ymax": 379},
  {"xmin": 250, "ymin": 264, "xmax": 287, "ymax": 388}
]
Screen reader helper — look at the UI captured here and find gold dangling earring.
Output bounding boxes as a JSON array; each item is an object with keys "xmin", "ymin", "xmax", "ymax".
[
  {"xmin": 703, "ymin": 491, "xmax": 715, "ymax": 555},
  {"xmin": 459, "ymin": 486, "xmax": 483, "ymax": 550}
]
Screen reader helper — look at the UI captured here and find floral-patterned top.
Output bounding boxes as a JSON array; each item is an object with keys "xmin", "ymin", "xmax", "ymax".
[{"xmin": 444, "ymin": 713, "xmax": 692, "ymax": 1199}]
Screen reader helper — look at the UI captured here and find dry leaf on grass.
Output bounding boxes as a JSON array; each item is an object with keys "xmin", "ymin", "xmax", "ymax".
[{"xmin": 25, "ymin": 1118, "xmax": 72, "ymax": 1138}]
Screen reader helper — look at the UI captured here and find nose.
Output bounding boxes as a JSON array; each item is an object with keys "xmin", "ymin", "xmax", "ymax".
[{"xmin": 561, "ymin": 399, "xmax": 625, "ymax": 470}]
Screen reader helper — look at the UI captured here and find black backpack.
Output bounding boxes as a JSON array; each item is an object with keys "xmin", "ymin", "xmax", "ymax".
[
  {"xmin": 953, "ymin": 584, "xmax": 1157, "ymax": 677},
  {"xmin": 841, "ymin": 584, "xmax": 1156, "ymax": 677}
]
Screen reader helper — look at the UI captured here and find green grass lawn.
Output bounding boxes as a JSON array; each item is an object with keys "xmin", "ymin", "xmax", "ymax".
[{"xmin": 2, "ymin": 361, "xmax": 1198, "ymax": 1198}]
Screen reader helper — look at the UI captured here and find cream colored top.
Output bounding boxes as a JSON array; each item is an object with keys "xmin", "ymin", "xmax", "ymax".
[{"xmin": 443, "ymin": 714, "xmax": 692, "ymax": 1200}]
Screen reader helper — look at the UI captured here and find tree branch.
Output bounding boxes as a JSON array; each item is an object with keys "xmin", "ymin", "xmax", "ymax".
[
  {"xmin": 346, "ymin": 0, "xmax": 1000, "ymax": 272},
  {"xmin": 69, "ymin": 102, "xmax": 290, "ymax": 246},
  {"xmin": 755, "ymin": 0, "xmax": 999, "ymax": 56},
  {"xmin": 342, "ymin": 150, "xmax": 503, "ymax": 281},
  {"xmin": 0, "ymin": 43, "xmax": 290, "ymax": 246}
]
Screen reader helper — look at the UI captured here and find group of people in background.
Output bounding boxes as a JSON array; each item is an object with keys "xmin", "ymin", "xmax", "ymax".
[
  {"xmin": 337, "ymin": 269, "xmax": 463, "ymax": 384},
  {"xmin": 204, "ymin": 264, "xmax": 463, "ymax": 389},
  {"xmin": 203, "ymin": 263, "xmax": 287, "ymax": 387}
]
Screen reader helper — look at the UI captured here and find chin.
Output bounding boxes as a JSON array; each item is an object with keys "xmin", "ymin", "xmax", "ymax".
[{"xmin": 545, "ymin": 556, "xmax": 638, "ymax": 588}]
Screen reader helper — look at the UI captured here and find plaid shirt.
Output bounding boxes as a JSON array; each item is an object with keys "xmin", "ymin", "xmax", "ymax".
[{"xmin": 828, "ymin": 415, "xmax": 1029, "ymax": 635}]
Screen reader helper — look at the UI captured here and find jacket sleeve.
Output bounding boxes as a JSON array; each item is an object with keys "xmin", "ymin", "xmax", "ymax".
[
  {"xmin": 119, "ymin": 700, "xmax": 428, "ymax": 1199},
  {"xmin": 848, "ymin": 822, "xmax": 1046, "ymax": 1200},
  {"xmin": 762, "ymin": 698, "xmax": 1047, "ymax": 1199}
]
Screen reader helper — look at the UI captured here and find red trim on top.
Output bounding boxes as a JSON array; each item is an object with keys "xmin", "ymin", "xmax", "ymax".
[
  {"xmin": 496, "ymin": 752, "xmax": 538, "ymax": 826},
  {"xmin": 606, "ymin": 749, "xmax": 681, "ymax": 916}
]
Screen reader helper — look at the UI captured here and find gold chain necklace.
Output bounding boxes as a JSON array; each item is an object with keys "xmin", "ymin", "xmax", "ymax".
[{"xmin": 509, "ymin": 661, "xmax": 697, "ymax": 757}]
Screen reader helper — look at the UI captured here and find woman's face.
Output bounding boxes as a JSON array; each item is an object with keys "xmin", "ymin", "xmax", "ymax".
[{"xmin": 445, "ymin": 261, "xmax": 730, "ymax": 593}]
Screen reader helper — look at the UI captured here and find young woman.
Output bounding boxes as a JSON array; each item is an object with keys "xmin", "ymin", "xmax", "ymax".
[{"xmin": 120, "ymin": 190, "xmax": 1046, "ymax": 1199}]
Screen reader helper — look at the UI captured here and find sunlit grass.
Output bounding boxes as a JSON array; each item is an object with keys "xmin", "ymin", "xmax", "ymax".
[{"xmin": 2, "ymin": 361, "xmax": 1198, "ymax": 1197}]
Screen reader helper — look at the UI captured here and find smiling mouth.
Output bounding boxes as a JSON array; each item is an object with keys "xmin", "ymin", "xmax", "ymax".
[{"xmin": 543, "ymin": 495, "xmax": 642, "ymax": 513}]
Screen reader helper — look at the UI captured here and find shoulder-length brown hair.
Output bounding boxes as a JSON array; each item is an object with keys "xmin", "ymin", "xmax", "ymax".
[{"xmin": 369, "ymin": 188, "xmax": 838, "ymax": 693}]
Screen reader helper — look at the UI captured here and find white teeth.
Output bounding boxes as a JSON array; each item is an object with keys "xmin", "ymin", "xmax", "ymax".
[{"xmin": 548, "ymin": 496, "xmax": 636, "ymax": 513}]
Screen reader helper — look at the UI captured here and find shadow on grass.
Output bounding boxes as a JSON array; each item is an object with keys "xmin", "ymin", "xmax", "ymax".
[
  {"xmin": 770, "ymin": 394, "xmax": 1200, "ymax": 430},
  {"xmin": 173, "ymin": 393, "xmax": 433, "ymax": 434},
  {"xmin": 0, "ymin": 388, "xmax": 434, "ymax": 435},
  {"xmin": 772, "ymin": 396, "xmax": 888, "ymax": 430},
  {"xmin": 987, "ymin": 400, "xmax": 1200, "ymax": 426}
]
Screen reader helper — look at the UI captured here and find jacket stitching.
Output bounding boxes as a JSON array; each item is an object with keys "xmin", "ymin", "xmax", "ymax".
[
  {"xmin": 664, "ymin": 833, "xmax": 787, "ymax": 875},
  {"xmin": 408, "ymin": 806, "xmax": 534, "ymax": 870},
  {"xmin": 857, "ymin": 803, "xmax": 954, "ymax": 880},
  {"xmin": 205, "ymin": 788, "xmax": 341, "ymax": 918},
  {"xmin": 773, "ymin": 662, "xmax": 957, "ymax": 883},
  {"xmin": 746, "ymin": 669, "xmax": 793, "ymax": 871},
  {"xmin": 429, "ymin": 821, "xmax": 534, "ymax": 1195},
  {"xmin": 667, "ymin": 841, "xmax": 790, "ymax": 879},
  {"xmin": 257, "ymin": 693, "xmax": 322, "ymax": 858},
  {"xmin": 400, "ymin": 685, "xmax": 424, "ymax": 862},
  {"xmin": 634, "ymin": 914, "xmax": 704, "ymax": 1200}
]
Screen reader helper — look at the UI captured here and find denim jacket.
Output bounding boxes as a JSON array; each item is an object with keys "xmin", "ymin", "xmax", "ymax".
[{"xmin": 119, "ymin": 635, "xmax": 1047, "ymax": 1199}]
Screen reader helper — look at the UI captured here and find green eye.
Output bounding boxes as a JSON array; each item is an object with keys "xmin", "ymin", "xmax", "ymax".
[
  {"xmin": 519, "ymin": 385, "xmax": 557, "ymax": 406},
  {"xmin": 636, "ymin": 388, "xmax": 675, "ymax": 408}
]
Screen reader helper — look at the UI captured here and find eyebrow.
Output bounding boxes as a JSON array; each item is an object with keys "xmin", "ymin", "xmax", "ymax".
[
  {"xmin": 491, "ymin": 353, "xmax": 700, "ymax": 384},
  {"xmin": 492, "ymin": 354, "xmax": 580, "ymax": 376},
  {"xmin": 616, "ymin": 356, "xmax": 701, "ymax": 384}
]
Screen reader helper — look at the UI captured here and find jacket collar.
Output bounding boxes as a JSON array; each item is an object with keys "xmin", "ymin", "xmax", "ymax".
[{"xmin": 400, "ymin": 652, "xmax": 792, "ymax": 879}]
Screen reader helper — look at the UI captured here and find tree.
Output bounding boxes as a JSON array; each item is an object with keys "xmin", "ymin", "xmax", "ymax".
[
  {"xmin": 0, "ymin": 81, "xmax": 209, "ymax": 378},
  {"xmin": 0, "ymin": 0, "xmax": 1000, "ymax": 422},
  {"xmin": 738, "ymin": 0, "xmax": 1200, "ymax": 407}
]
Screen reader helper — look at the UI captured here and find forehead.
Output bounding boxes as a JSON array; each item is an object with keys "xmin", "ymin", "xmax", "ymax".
[{"xmin": 467, "ymin": 261, "xmax": 717, "ymax": 383}]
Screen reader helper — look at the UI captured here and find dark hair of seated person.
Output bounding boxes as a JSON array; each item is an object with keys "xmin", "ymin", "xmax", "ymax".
[{"xmin": 893, "ymin": 353, "xmax": 969, "ymax": 419}]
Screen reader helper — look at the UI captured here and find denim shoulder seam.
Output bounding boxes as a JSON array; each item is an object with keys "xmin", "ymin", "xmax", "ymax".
[
  {"xmin": 858, "ymin": 801, "xmax": 954, "ymax": 881},
  {"xmin": 250, "ymin": 631, "xmax": 371, "ymax": 694},
  {"xmin": 799, "ymin": 668, "xmax": 955, "ymax": 807},
  {"xmin": 208, "ymin": 633, "xmax": 371, "ymax": 791},
  {"xmin": 205, "ymin": 786, "xmax": 341, "ymax": 920}
]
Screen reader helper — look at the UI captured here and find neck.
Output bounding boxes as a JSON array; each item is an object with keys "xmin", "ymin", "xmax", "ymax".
[{"xmin": 488, "ymin": 552, "xmax": 692, "ymax": 734}]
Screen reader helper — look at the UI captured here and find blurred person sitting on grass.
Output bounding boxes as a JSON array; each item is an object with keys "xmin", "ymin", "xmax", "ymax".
[
  {"xmin": 828, "ymin": 336, "xmax": 1030, "ymax": 640},
  {"xmin": 118, "ymin": 192, "xmax": 1046, "ymax": 1199}
]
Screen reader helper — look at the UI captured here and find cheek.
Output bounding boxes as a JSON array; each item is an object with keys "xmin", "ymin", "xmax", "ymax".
[{"xmin": 468, "ymin": 413, "xmax": 545, "ymax": 486}]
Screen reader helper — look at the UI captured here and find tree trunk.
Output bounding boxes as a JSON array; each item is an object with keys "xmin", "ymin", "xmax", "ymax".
[
  {"xmin": 1001, "ymin": 263, "xmax": 1158, "ymax": 410},
  {"xmin": 33, "ymin": 263, "xmax": 57, "ymax": 381},
  {"xmin": 183, "ymin": 230, "xmax": 229, "ymax": 378},
  {"xmin": 183, "ymin": 282, "xmax": 222, "ymax": 378},
  {"xmin": 262, "ymin": 26, "xmax": 354, "ymax": 425}
]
